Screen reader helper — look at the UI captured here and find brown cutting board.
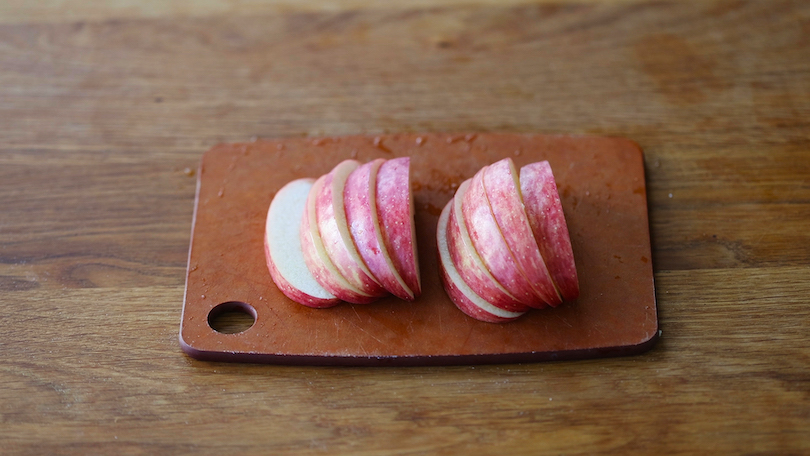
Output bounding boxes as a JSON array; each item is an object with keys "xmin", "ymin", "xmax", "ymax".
[{"xmin": 179, "ymin": 133, "xmax": 657, "ymax": 365}]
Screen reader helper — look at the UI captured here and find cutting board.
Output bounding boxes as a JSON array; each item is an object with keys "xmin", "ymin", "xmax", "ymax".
[{"xmin": 179, "ymin": 133, "xmax": 657, "ymax": 365}]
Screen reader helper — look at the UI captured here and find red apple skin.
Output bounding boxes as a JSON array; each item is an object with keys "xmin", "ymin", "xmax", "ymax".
[
  {"xmin": 437, "ymin": 200, "xmax": 525, "ymax": 323},
  {"xmin": 483, "ymin": 158, "xmax": 562, "ymax": 307},
  {"xmin": 264, "ymin": 178, "xmax": 340, "ymax": 308},
  {"xmin": 520, "ymin": 161, "xmax": 580, "ymax": 302},
  {"xmin": 316, "ymin": 160, "xmax": 388, "ymax": 298},
  {"xmin": 462, "ymin": 167, "xmax": 544, "ymax": 307},
  {"xmin": 376, "ymin": 157, "xmax": 421, "ymax": 298},
  {"xmin": 447, "ymin": 179, "xmax": 529, "ymax": 313},
  {"xmin": 300, "ymin": 175, "xmax": 378, "ymax": 304},
  {"xmin": 344, "ymin": 159, "xmax": 415, "ymax": 301}
]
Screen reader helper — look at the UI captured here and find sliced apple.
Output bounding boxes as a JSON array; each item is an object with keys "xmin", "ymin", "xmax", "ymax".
[
  {"xmin": 264, "ymin": 178, "xmax": 340, "ymax": 308},
  {"xmin": 437, "ymin": 199, "xmax": 526, "ymax": 323},
  {"xmin": 316, "ymin": 160, "xmax": 387, "ymax": 298},
  {"xmin": 375, "ymin": 157, "xmax": 421, "ymax": 298},
  {"xmin": 483, "ymin": 158, "xmax": 562, "ymax": 307},
  {"xmin": 520, "ymin": 161, "xmax": 580, "ymax": 302},
  {"xmin": 461, "ymin": 167, "xmax": 544, "ymax": 307},
  {"xmin": 447, "ymin": 179, "xmax": 529, "ymax": 313},
  {"xmin": 344, "ymin": 159, "xmax": 416, "ymax": 301},
  {"xmin": 300, "ymin": 175, "xmax": 378, "ymax": 304}
]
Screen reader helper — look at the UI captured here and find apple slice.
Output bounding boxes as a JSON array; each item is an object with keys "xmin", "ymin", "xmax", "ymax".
[
  {"xmin": 300, "ymin": 175, "xmax": 378, "ymax": 304},
  {"xmin": 483, "ymin": 158, "xmax": 562, "ymax": 307},
  {"xmin": 462, "ymin": 167, "xmax": 544, "ymax": 307},
  {"xmin": 264, "ymin": 178, "xmax": 340, "ymax": 308},
  {"xmin": 316, "ymin": 160, "xmax": 387, "ymax": 298},
  {"xmin": 437, "ymin": 199, "xmax": 526, "ymax": 323},
  {"xmin": 375, "ymin": 157, "xmax": 421, "ymax": 298},
  {"xmin": 344, "ymin": 159, "xmax": 416, "ymax": 301},
  {"xmin": 520, "ymin": 161, "xmax": 580, "ymax": 302},
  {"xmin": 447, "ymin": 179, "xmax": 529, "ymax": 312}
]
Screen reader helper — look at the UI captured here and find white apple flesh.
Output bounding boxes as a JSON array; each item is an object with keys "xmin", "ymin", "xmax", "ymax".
[
  {"xmin": 447, "ymin": 179, "xmax": 529, "ymax": 312},
  {"xmin": 316, "ymin": 160, "xmax": 388, "ymax": 298},
  {"xmin": 483, "ymin": 158, "xmax": 562, "ymax": 307},
  {"xmin": 264, "ymin": 178, "xmax": 340, "ymax": 308},
  {"xmin": 437, "ymin": 199, "xmax": 526, "ymax": 323},
  {"xmin": 344, "ymin": 159, "xmax": 416, "ymax": 301},
  {"xmin": 376, "ymin": 157, "xmax": 421, "ymax": 298},
  {"xmin": 520, "ymin": 161, "xmax": 580, "ymax": 302},
  {"xmin": 300, "ymin": 175, "xmax": 378, "ymax": 304}
]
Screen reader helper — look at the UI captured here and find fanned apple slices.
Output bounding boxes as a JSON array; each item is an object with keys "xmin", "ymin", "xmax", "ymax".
[
  {"xmin": 265, "ymin": 156, "xmax": 576, "ymax": 320},
  {"xmin": 265, "ymin": 158, "xmax": 420, "ymax": 307},
  {"xmin": 439, "ymin": 158, "xmax": 579, "ymax": 322}
]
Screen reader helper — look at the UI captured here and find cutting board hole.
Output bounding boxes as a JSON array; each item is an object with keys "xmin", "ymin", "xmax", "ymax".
[{"xmin": 208, "ymin": 301, "xmax": 256, "ymax": 334}]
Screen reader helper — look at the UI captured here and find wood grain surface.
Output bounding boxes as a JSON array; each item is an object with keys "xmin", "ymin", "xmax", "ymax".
[{"xmin": 1, "ymin": 0, "xmax": 808, "ymax": 454}]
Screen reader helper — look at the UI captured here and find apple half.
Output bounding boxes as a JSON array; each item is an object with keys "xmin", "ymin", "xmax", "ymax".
[
  {"xmin": 439, "ymin": 159, "xmax": 579, "ymax": 322},
  {"xmin": 267, "ymin": 157, "xmax": 420, "ymax": 307},
  {"xmin": 264, "ymin": 178, "xmax": 340, "ymax": 308}
]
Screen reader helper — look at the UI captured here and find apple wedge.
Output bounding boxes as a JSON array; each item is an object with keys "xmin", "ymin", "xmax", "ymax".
[
  {"xmin": 447, "ymin": 179, "xmax": 529, "ymax": 313},
  {"xmin": 300, "ymin": 175, "xmax": 378, "ymax": 304},
  {"xmin": 483, "ymin": 158, "xmax": 562, "ymax": 307},
  {"xmin": 375, "ymin": 157, "xmax": 421, "ymax": 298},
  {"xmin": 437, "ymin": 199, "xmax": 526, "ymax": 323},
  {"xmin": 462, "ymin": 167, "xmax": 544, "ymax": 307},
  {"xmin": 344, "ymin": 159, "xmax": 416, "ymax": 301},
  {"xmin": 316, "ymin": 160, "xmax": 388, "ymax": 298},
  {"xmin": 520, "ymin": 161, "xmax": 580, "ymax": 302},
  {"xmin": 264, "ymin": 178, "xmax": 340, "ymax": 308}
]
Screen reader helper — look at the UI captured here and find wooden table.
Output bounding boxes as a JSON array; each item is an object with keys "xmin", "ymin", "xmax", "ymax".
[{"xmin": 1, "ymin": 1, "xmax": 808, "ymax": 454}]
